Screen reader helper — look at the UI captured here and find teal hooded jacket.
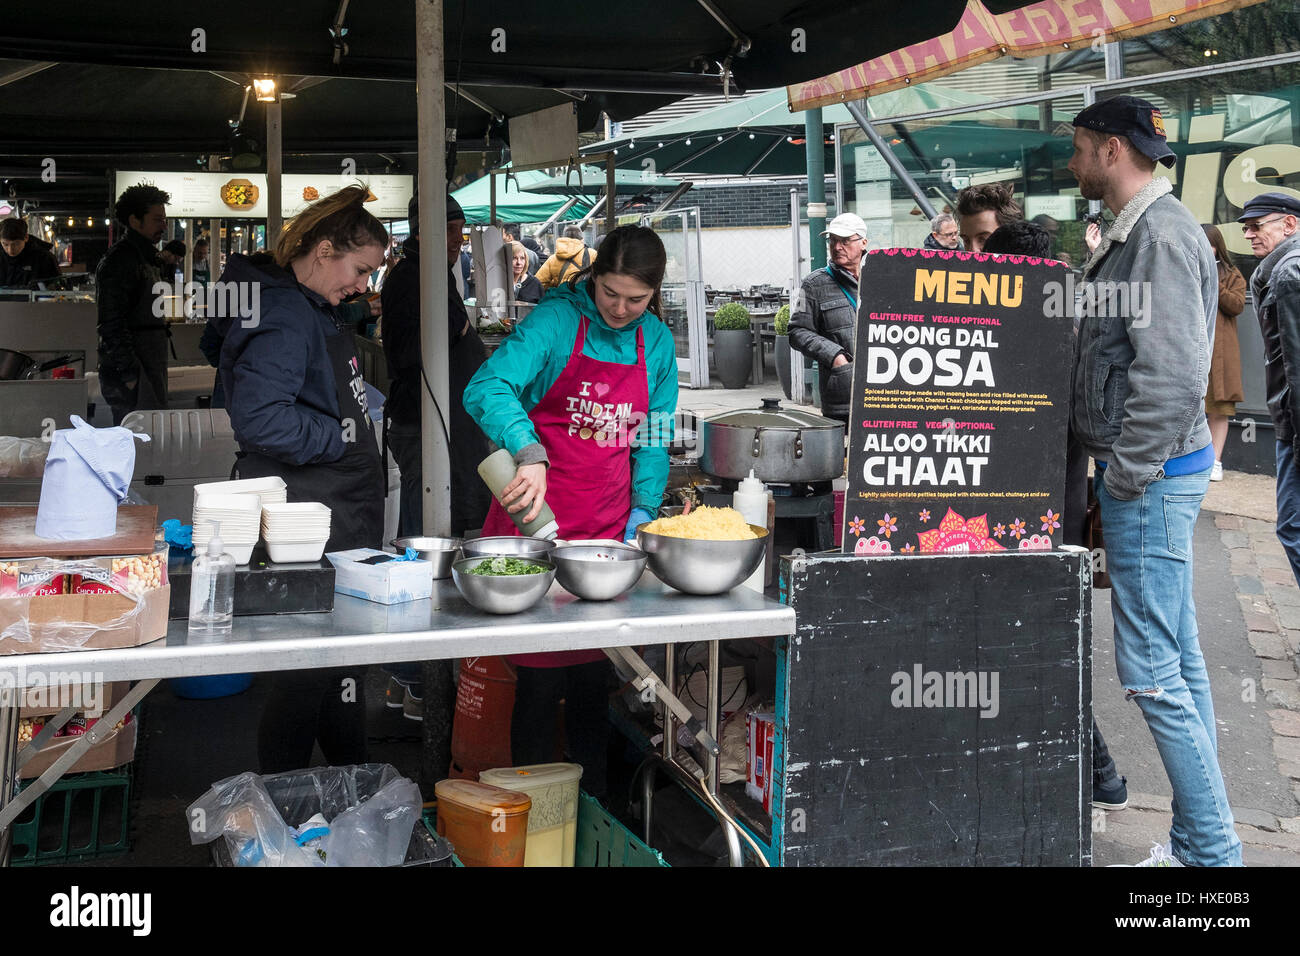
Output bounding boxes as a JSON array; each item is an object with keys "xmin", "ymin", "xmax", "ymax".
[{"xmin": 463, "ymin": 279, "xmax": 678, "ymax": 513}]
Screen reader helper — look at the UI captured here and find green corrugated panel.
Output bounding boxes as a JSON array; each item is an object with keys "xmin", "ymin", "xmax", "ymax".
[{"xmin": 574, "ymin": 791, "xmax": 670, "ymax": 868}]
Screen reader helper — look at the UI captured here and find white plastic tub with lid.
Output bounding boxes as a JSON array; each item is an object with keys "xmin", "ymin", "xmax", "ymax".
[{"xmin": 478, "ymin": 763, "xmax": 583, "ymax": 867}]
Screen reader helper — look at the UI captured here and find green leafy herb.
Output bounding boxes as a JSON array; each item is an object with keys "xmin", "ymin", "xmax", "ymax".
[{"xmin": 467, "ymin": 556, "xmax": 549, "ymax": 576}]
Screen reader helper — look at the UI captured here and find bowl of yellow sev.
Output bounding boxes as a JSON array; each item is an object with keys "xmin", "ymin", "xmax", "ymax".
[{"xmin": 634, "ymin": 506, "xmax": 767, "ymax": 595}]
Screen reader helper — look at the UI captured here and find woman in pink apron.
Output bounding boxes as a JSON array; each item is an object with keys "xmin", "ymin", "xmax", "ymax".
[{"xmin": 463, "ymin": 226, "xmax": 679, "ymax": 799}]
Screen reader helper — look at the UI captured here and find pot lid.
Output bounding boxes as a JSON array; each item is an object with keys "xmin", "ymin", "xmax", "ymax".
[{"xmin": 704, "ymin": 398, "xmax": 843, "ymax": 431}]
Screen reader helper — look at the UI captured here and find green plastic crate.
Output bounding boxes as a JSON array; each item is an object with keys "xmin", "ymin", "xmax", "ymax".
[
  {"xmin": 8, "ymin": 768, "xmax": 132, "ymax": 866},
  {"xmin": 574, "ymin": 792, "xmax": 669, "ymax": 867}
]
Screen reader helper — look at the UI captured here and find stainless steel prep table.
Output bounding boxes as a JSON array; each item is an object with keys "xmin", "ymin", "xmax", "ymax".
[{"xmin": 0, "ymin": 574, "xmax": 795, "ymax": 865}]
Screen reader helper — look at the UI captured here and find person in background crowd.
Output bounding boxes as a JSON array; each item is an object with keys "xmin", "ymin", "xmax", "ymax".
[
  {"xmin": 158, "ymin": 239, "xmax": 186, "ymax": 282},
  {"xmin": 0, "ymin": 218, "xmax": 60, "ymax": 287},
  {"xmin": 536, "ymin": 224, "xmax": 597, "ymax": 289},
  {"xmin": 464, "ymin": 225, "xmax": 678, "ymax": 800},
  {"xmin": 1068, "ymin": 94, "xmax": 1239, "ymax": 867},
  {"xmin": 97, "ymin": 183, "xmax": 171, "ymax": 424},
  {"xmin": 924, "ymin": 212, "xmax": 962, "ymax": 250},
  {"xmin": 1200, "ymin": 225, "xmax": 1246, "ymax": 483},
  {"xmin": 956, "ymin": 183, "xmax": 1022, "ymax": 254},
  {"xmin": 983, "ymin": 218, "xmax": 1130, "ymax": 814},
  {"xmin": 1239, "ymin": 192, "xmax": 1300, "ymax": 586},
  {"xmin": 217, "ymin": 184, "xmax": 388, "ymax": 773},
  {"xmin": 789, "ymin": 212, "xmax": 868, "ymax": 424},
  {"xmin": 509, "ymin": 241, "xmax": 543, "ymax": 304},
  {"xmin": 192, "ymin": 237, "xmax": 210, "ymax": 285},
  {"xmin": 502, "ymin": 222, "xmax": 539, "ymax": 274}
]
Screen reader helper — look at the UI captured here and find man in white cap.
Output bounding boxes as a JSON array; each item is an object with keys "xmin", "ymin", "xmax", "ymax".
[{"xmin": 789, "ymin": 212, "xmax": 868, "ymax": 423}]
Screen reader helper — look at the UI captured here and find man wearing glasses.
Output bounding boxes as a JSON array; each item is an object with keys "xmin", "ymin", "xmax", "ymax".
[
  {"xmin": 924, "ymin": 213, "xmax": 962, "ymax": 251},
  {"xmin": 1240, "ymin": 192, "xmax": 1300, "ymax": 585},
  {"xmin": 789, "ymin": 212, "xmax": 868, "ymax": 424}
]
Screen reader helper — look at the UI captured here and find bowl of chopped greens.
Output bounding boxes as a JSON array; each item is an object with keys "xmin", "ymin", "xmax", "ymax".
[{"xmin": 451, "ymin": 554, "xmax": 557, "ymax": 614}]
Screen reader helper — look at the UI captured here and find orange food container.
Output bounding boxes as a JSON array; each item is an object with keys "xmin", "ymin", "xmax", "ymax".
[{"xmin": 434, "ymin": 779, "xmax": 531, "ymax": 867}]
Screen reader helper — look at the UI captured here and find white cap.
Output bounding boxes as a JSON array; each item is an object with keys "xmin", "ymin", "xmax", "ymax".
[{"xmin": 821, "ymin": 213, "xmax": 868, "ymax": 240}]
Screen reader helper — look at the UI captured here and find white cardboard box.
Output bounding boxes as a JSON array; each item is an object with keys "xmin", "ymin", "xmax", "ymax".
[{"xmin": 325, "ymin": 549, "xmax": 433, "ymax": 605}]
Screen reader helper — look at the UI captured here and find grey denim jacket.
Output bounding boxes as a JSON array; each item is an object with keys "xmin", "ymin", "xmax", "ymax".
[{"xmin": 1071, "ymin": 178, "xmax": 1216, "ymax": 500}]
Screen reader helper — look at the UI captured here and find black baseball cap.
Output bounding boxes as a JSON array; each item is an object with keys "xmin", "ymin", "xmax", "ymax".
[
  {"xmin": 1236, "ymin": 192, "xmax": 1300, "ymax": 222},
  {"xmin": 407, "ymin": 193, "xmax": 466, "ymax": 234},
  {"xmin": 1072, "ymin": 95, "xmax": 1177, "ymax": 168}
]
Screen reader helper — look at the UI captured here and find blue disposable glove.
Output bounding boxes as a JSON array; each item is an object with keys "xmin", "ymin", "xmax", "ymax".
[{"xmin": 624, "ymin": 507, "xmax": 654, "ymax": 544}]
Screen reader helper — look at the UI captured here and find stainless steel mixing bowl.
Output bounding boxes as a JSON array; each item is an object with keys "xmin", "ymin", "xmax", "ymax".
[
  {"xmin": 392, "ymin": 536, "xmax": 463, "ymax": 580},
  {"xmin": 552, "ymin": 542, "xmax": 647, "ymax": 601},
  {"xmin": 634, "ymin": 524, "xmax": 768, "ymax": 596},
  {"xmin": 459, "ymin": 535, "xmax": 557, "ymax": 562},
  {"xmin": 451, "ymin": 555, "xmax": 557, "ymax": 614}
]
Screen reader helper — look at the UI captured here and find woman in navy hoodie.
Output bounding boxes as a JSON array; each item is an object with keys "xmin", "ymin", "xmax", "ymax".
[{"xmin": 218, "ymin": 185, "xmax": 388, "ymax": 772}]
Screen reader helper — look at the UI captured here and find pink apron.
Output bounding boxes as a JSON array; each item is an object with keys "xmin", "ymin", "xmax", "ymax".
[{"xmin": 481, "ymin": 315, "xmax": 650, "ymax": 667}]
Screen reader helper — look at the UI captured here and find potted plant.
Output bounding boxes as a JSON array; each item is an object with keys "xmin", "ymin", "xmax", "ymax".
[
  {"xmin": 712, "ymin": 302, "xmax": 752, "ymax": 389},
  {"xmin": 774, "ymin": 304, "xmax": 793, "ymax": 399}
]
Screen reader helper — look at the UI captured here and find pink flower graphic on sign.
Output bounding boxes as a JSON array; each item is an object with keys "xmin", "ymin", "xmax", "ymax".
[
  {"xmin": 1010, "ymin": 518, "xmax": 1026, "ymax": 540},
  {"xmin": 901, "ymin": 543, "xmax": 916, "ymax": 553},
  {"xmin": 993, "ymin": 523, "xmax": 1007, "ymax": 538},
  {"xmin": 848, "ymin": 516, "xmax": 865, "ymax": 537},
  {"xmin": 877, "ymin": 513, "xmax": 898, "ymax": 538},
  {"xmin": 854, "ymin": 536, "xmax": 893, "ymax": 556},
  {"xmin": 1019, "ymin": 534, "xmax": 1053, "ymax": 551},
  {"xmin": 1040, "ymin": 509, "xmax": 1061, "ymax": 533},
  {"xmin": 918, "ymin": 509, "xmax": 931, "ymax": 523}
]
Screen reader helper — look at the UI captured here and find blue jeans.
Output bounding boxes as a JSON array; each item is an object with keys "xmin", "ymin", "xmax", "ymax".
[
  {"xmin": 1096, "ymin": 467, "xmax": 1242, "ymax": 866},
  {"xmin": 1275, "ymin": 440, "xmax": 1300, "ymax": 588}
]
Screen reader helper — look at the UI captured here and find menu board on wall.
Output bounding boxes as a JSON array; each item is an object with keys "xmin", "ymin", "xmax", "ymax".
[
  {"xmin": 841, "ymin": 248, "xmax": 1073, "ymax": 556},
  {"xmin": 113, "ymin": 171, "xmax": 413, "ymax": 220}
]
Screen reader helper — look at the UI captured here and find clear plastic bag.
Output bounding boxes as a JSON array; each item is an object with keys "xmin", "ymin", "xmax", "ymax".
[
  {"xmin": 0, "ymin": 436, "xmax": 48, "ymax": 478},
  {"xmin": 187, "ymin": 764, "xmax": 422, "ymax": 867}
]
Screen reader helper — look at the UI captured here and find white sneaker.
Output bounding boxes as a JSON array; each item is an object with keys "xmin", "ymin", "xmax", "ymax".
[
  {"xmin": 1130, "ymin": 841, "xmax": 1185, "ymax": 867},
  {"xmin": 1210, "ymin": 460, "xmax": 1224, "ymax": 482}
]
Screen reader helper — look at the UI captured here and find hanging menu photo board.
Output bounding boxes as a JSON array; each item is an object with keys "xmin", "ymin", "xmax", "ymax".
[{"xmin": 842, "ymin": 248, "xmax": 1073, "ymax": 556}]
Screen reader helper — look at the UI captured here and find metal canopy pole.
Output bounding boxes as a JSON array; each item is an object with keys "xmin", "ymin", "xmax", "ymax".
[
  {"xmin": 804, "ymin": 108, "xmax": 826, "ymax": 271},
  {"xmin": 416, "ymin": 0, "xmax": 451, "ymax": 535},
  {"xmin": 605, "ymin": 154, "xmax": 617, "ymax": 231},
  {"xmin": 845, "ymin": 101, "xmax": 936, "ymax": 221},
  {"xmin": 266, "ymin": 94, "xmax": 283, "ymax": 248}
]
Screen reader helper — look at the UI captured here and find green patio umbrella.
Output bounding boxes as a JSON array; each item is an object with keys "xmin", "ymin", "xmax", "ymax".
[
  {"xmin": 583, "ymin": 85, "xmax": 1072, "ymax": 177},
  {"xmin": 451, "ymin": 169, "xmax": 592, "ymax": 224}
]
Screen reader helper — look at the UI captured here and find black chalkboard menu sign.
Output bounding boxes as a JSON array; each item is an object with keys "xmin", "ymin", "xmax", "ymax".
[{"xmin": 842, "ymin": 248, "xmax": 1074, "ymax": 556}]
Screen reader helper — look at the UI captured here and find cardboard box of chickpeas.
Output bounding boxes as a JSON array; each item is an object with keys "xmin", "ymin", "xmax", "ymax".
[{"xmin": 0, "ymin": 543, "xmax": 171, "ymax": 655}]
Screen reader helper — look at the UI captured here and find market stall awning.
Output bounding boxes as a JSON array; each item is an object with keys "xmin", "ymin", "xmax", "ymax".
[
  {"xmin": 450, "ymin": 170, "xmax": 593, "ymax": 224},
  {"xmin": 788, "ymin": 0, "xmax": 1270, "ymax": 109},
  {"xmin": 0, "ymin": 2, "xmax": 1031, "ymax": 93},
  {"xmin": 524, "ymin": 166, "xmax": 682, "ymax": 195}
]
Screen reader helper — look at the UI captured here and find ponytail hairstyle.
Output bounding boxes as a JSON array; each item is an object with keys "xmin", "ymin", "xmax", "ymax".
[
  {"xmin": 567, "ymin": 224, "xmax": 667, "ymax": 320},
  {"xmin": 274, "ymin": 183, "xmax": 389, "ymax": 269}
]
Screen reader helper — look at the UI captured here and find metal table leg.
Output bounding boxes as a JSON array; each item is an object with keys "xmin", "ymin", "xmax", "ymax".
[{"xmin": 0, "ymin": 691, "xmax": 20, "ymax": 868}]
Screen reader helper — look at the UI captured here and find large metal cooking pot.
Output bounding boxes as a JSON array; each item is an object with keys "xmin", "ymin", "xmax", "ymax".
[{"xmin": 699, "ymin": 398, "xmax": 845, "ymax": 483}]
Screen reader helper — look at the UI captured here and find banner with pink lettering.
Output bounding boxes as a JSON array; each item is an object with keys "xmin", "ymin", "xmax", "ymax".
[
  {"xmin": 789, "ymin": 0, "xmax": 1266, "ymax": 111},
  {"xmin": 842, "ymin": 248, "xmax": 1074, "ymax": 556}
]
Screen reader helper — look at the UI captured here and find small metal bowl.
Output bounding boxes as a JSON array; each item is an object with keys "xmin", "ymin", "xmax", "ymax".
[
  {"xmin": 392, "ymin": 536, "xmax": 463, "ymax": 580},
  {"xmin": 451, "ymin": 555, "xmax": 556, "ymax": 614},
  {"xmin": 459, "ymin": 535, "xmax": 557, "ymax": 562},
  {"xmin": 635, "ymin": 524, "xmax": 768, "ymax": 596},
  {"xmin": 552, "ymin": 542, "xmax": 647, "ymax": 601}
]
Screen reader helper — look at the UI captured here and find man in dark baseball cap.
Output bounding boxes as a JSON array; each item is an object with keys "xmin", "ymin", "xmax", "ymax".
[{"xmin": 1072, "ymin": 94, "xmax": 1177, "ymax": 169}]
